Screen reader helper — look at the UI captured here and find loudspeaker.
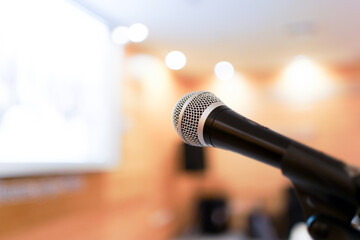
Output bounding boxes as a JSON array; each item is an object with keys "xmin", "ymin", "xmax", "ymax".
[{"xmin": 182, "ymin": 143, "xmax": 206, "ymax": 172}]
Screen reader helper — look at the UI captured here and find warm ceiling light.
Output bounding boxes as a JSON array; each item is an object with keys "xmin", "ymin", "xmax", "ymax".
[
  {"xmin": 128, "ymin": 23, "xmax": 148, "ymax": 43},
  {"xmin": 275, "ymin": 55, "xmax": 337, "ymax": 105},
  {"xmin": 214, "ymin": 61, "xmax": 234, "ymax": 80},
  {"xmin": 111, "ymin": 26, "xmax": 129, "ymax": 45},
  {"xmin": 165, "ymin": 51, "xmax": 186, "ymax": 70}
]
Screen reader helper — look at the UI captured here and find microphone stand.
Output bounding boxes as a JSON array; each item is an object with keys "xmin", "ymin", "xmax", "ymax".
[{"xmin": 282, "ymin": 143, "xmax": 360, "ymax": 239}]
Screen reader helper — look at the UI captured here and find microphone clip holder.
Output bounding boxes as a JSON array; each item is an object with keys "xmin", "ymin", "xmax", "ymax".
[{"xmin": 282, "ymin": 143, "xmax": 360, "ymax": 239}]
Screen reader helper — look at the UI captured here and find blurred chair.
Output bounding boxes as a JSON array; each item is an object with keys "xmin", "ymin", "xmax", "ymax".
[
  {"xmin": 247, "ymin": 208, "xmax": 277, "ymax": 240},
  {"xmin": 198, "ymin": 197, "xmax": 230, "ymax": 234}
]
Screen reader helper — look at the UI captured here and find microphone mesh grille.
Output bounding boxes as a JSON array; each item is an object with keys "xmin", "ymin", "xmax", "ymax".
[
  {"xmin": 174, "ymin": 91, "xmax": 221, "ymax": 146},
  {"xmin": 172, "ymin": 91, "xmax": 201, "ymax": 135}
]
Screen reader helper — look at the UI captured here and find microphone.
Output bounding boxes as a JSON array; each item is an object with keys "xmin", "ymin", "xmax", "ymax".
[
  {"xmin": 172, "ymin": 91, "xmax": 360, "ymax": 238},
  {"xmin": 173, "ymin": 91, "xmax": 359, "ymax": 207},
  {"xmin": 173, "ymin": 91, "xmax": 294, "ymax": 168}
]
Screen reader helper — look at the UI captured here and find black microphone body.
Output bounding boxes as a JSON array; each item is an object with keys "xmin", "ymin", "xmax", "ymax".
[
  {"xmin": 202, "ymin": 105, "xmax": 358, "ymax": 210},
  {"xmin": 173, "ymin": 91, "xmax": 360, "ymax": 238},
  {"xmin": 203, "ymin": 105, "xmax": 289, "ymax": 168}
]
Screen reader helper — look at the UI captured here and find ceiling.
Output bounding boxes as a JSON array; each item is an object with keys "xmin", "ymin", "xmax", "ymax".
[{"xmin": 75, "ymin": 0, "xmax": 360, "ymax": 74}]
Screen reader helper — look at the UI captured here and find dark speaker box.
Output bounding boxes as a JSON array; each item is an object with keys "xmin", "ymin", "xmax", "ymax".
[{"xmin": 182, "ymin": 143, "xmax": 206, "ymax": 172}]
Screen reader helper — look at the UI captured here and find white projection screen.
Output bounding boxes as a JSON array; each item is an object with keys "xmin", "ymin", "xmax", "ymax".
[{"xmin": 0, "ymin": 0, "xmax": 121, "ymax": 177}]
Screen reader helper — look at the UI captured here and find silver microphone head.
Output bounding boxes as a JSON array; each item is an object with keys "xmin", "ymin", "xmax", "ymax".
[{"xmin": 172, "ymin": 91, "xmax": 224, "ymax": 147}]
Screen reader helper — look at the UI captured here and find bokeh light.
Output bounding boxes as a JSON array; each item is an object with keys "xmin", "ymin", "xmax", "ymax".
[
  {"xmin": 111, "ymin": 26, "xmax": 129, "ymax": 45},
  {"xmin": 165, "ymin": 51, "xmax": 187, "ymax": 70},
  {"xmin": 274, "ymin": 55, "xmax": 337, "ymax": 106},
  {"xmin": 128, "ymin": 23, "xmax": 148, "ymax": 43},
  {"xmin": 214, "ymin": 61, "xmax": 235, "ymax": 80}
]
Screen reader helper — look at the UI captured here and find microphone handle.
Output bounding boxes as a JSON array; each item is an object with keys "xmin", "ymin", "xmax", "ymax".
[
  {"xmin": 202, "ymin": 105, "xmax": 360, "ymax": 235},
  {"xmin": 202, "ymin": 105, "xmax": 358, "ymax": 206},
  {"xmin": 203, "ymin": 105, "xmax": 290, "ymax": 168}
]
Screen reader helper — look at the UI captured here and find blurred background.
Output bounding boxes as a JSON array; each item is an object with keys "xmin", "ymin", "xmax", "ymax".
[{"xmin": 1, "ymin": 0, "xmax": 360, "ymax": 239}]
